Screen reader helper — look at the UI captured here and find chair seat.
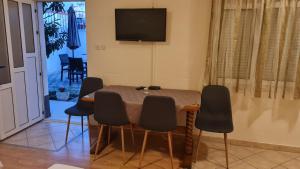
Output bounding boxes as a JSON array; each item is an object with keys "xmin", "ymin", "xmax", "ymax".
[
  {"xmin": 195, "ymin": 111, "xmax": 233, "ymax": 133},
  {"xmin": 64, "ymin": 105, "xmax": 93, "ymax": 116}
]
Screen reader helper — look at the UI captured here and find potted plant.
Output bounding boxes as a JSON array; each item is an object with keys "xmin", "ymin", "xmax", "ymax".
[{"xmin": 56, "ymin": 86, "xmax": 70, "ymax": 101}]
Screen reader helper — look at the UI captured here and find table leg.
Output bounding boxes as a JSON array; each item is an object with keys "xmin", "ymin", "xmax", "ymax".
[{"xmin": 181, "ymin": 111, "xmax": 195, "ymax": 169}]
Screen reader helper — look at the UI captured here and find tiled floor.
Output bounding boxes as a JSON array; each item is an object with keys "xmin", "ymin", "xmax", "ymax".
[
  {"xmin": 47, "ymin": 100, "xmax": 88, "ymax": 124},
  {"xmin": 1, "ymin": 120, "xmax": 300, "ymax": 168},
  {"xmin": 1, "ymin": 121, "xmax": 87, "ymax": 151},
  {"xmin": 193, "ymin": 140, "xmax": 300, "ymax": 169},
  {"xmin": 48, "ymin": 70, "xmax": 82, "ymax": 98}
]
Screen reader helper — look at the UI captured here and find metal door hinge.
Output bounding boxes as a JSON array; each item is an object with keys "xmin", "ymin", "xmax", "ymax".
[
  {"xmin": 36, "ymin": 31, "xmax": 39, "ymax": 35},
  {"xmin": 35, "ymin": 9, "xmax": 37, "ymax": 13}
]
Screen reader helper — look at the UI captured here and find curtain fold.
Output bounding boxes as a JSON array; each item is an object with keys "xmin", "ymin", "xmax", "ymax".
[{"xmin": 205, "ymin": 0, "xmax": 300, "ymax": 100}]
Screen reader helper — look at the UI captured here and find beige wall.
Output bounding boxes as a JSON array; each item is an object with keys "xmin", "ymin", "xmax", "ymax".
[
  {"xmin": 210, "ymin": 94, "xmax": 300, "ymax": 148},
  {"xmin": 86, "ymin": 0, "xmax": 210, "ymax": 90},
  {"xmin": 86, "ymin": 0, "xmax": 300, "ymax": 148}
]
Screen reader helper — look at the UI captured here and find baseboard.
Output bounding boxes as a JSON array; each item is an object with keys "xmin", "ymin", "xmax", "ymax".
[{"xmin": 198, "ymin": 135, "xmax": 300, "ymax": 153}]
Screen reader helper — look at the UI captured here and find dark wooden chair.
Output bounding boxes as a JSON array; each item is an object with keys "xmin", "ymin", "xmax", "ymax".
[
  {"xmin": 195, "ymin": 85, "xmax": 233, "ymax": 169},
  {"xmin": 59, "ymin": 54, "xmax": 70, "ymax": 81},
  {"xmin": 139, "ymin": 96, "xmax": 177, "ymax": 169},
  {"xmin": 93, "ymin": 91, "xmax": 135, "ymax": 162},
  {"xmin": 64, "ymin": 77, "xmax": 103, "ymax": 143}
]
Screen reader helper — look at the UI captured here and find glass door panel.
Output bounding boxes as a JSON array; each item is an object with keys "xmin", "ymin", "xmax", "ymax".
[
  {"xmin": 8, "ymin": 0, "xmax": 24, "ymax": 68},
  {"xmin": 0, "ymin": 0, "xmax": 11, "ymax": 85},
  {"xmin": 22, "ymin": 3, "xmax": 35, "ymax": 53}
]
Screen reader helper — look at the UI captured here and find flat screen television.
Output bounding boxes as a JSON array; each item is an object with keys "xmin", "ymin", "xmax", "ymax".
[{"xmin": 115, "ymin": 8, "xmax": 167, "ymax": 42}]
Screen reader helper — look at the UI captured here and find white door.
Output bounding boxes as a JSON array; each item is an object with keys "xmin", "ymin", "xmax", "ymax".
[{"xmin": 0, "ymin": 0, "xmax": 43, "ymax": 140}]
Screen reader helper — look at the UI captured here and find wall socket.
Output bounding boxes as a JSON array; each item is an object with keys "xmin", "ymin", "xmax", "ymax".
[{"xmin": 96, "ymin": 45, "xmax": 106, "ymax": 50}]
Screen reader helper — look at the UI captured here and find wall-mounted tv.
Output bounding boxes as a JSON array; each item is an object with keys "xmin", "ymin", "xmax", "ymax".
[{"xmin": 115, "ymin": 8, "xmax": 167, "ymax": 42}]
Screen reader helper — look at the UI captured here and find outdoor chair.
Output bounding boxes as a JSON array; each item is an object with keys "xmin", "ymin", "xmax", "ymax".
[
  {"xmin": 59, "ymin": 54, "xmax": 70, "ymax": 81},
  {"xmin": 68, "ymin": 57, "xmax": 87, "ymax": 85}
]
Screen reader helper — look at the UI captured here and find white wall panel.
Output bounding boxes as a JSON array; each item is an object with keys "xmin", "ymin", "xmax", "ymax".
[
  {"xmin": 14, "ymin": 71, "xmax": 29, "ymax": 126},
  {"xmin": 25, "ymin": 57, "xmax": 40, "ymax": 121},
  {"xmin": 0, "ymin": 88, "xmax": 15, "ymax": 133}
]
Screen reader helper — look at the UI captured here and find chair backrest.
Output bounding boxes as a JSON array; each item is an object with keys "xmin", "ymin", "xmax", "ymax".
[
  {"xmin": 78, "ymin": 77, "xmax": 103, "ymax": 99},
  {"xmin": 94, "ymin": 91, "xmax": 129, "ymax": 126},
  {"xmin": 200, "ymin": 85, "xmax": 232, "ymax": 117},
  {"xmin": 59, "ymin": 54, "xmax": 69, "ymax": 65},
  {"xmin": 69, "ymin": 57, "xmax": 84, "ymax": 71},
  {"xmin": 139, "ymin": 95, "xmax": 177, "ymax": 132},
  {"xmin": 76, "ymin": 77, "xmax": 103, "ymax": 109}
]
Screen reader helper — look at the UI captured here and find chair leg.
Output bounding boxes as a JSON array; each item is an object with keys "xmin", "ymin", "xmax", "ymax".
[
  {"xmin": 121, "ymin": 126, "xmax": 126, "ymax": 162},
  {"xmin": 130, "ymin": 124, "xmax": 135, "ymax": 147},
  {"xmin": 224, "ymin": 133, "xmax": 229, "ymax": 169},
  {"xmin": 195, "ymin": 130, "xmax": 202, "ymax": 162},
  {"xmin": 167, "ymin": 132, "xmax": 174, "ymax": 169},
  {"xmin": 81, "ymin": 116, "xmax": 84, "ymax": 134},
  {"xmin": 94, "ymin": 124, "xmax": 104, "ymax": 161},
  {"xmin": 65, "ymin": 115, "xmax": 71, "ymax": 143},
  {"xmin": 69, "ymin": 72, "xmax": 72, "ymax": 86},
  {"xmin": 107, "ymin": 126, "xmax": 111, "ymax": 144},
  {"xmin": 139, "ymin": 130, "xmax": 149, "ymax": 168},
  {"xmin": 61, "ymin": 66, "xmax": 63, "ymax": 81},
  {"xmin": 87, "ymin": 115, "xmax": 92, "ymax": 146}
]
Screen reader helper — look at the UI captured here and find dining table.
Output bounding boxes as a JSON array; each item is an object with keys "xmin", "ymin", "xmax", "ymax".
[{"xmin": 81, "ymin": 85, "xmax": 200, "ymax": 168}]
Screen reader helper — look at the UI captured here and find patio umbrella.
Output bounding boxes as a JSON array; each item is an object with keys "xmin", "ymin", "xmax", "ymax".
[{"xmin": 67, "ymin": 6, "xmax": 81, "ymax": 58}]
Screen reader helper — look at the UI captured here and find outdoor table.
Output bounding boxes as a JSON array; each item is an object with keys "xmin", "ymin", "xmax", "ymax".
[{"xmin": 81, "ymin": 85, "xmax": 200, "ymax": 168}]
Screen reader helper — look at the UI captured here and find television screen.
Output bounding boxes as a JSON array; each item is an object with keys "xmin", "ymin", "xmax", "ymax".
[{"xmin": 115, "ymin": 8, "xmax": 167, "ymax": 42}]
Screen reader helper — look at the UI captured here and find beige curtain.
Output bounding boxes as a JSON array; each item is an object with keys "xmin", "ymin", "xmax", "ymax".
[{"xmin": 205, "ymin": 0, "xmax": 300, "ymax": 100}]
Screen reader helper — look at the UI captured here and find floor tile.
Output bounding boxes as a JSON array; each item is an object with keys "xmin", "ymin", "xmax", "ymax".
[
  {"xmin": 3, "ymin": 138, "xmax": 28, "ymax": 146},
  {"xmin": 206, "ymin": 150, "xmax": 240, "ymax": 168},
  {"xmin": 1, "ymin": 121, "xmax": 86, "ymax": 151},
  {"xmin": 281, "ymin": 159, "xmax": 300, "ymax": 169},
  {"xmin": 230, "ymin": 161, "xmax": 256, "ymax": 169},
  {"xmin": 4, "ymin": 131, "xmax": 27, "ymax": 142},
  {"xmin": 243, "ymin": 154, "xmax": 278, "ymax": 169},
  {"xmin": 257, "ymin": 150, "xmax": 298, "ymax": 164},
  {"xmin": 229, "ymin": 145, "xmax": 256, "ymax": 159},
  {"xmin": 193, "ymin": 160, "xmax": 224, "ymax": 169},
  {"xmin": 272, "ymin": 165, "xmax": 288, "ymax": 169}
]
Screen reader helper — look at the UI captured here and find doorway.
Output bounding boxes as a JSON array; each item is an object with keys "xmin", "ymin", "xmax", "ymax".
[
  {"xmin": 0, "ymin": 0, "xmax": 88, "ymax": 151},
  {"xmin": 41, "ymin": 1, "xmax": 87, "ymax": 123}
]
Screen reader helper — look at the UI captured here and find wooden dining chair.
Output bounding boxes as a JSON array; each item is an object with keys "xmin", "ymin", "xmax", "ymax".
[
  {"xmin": 138, "ymin": 96, "xmax": 177, "ymax": 169},
  {"xmin": 64, "ymin": 77, "xmax": 103, "ymax": 143},
  {"xmin": 93, "ymin": 91, "xmax": 135, "ymax": 162},
  {"xmin": 194, "ymin": 85, "xmax": 233, "ymax": 169}
]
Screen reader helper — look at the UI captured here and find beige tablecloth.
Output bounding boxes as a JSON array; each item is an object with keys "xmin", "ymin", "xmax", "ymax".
[{"xmin": 87, "ymin": 85, "xmax": 201, "ymax": 125}]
